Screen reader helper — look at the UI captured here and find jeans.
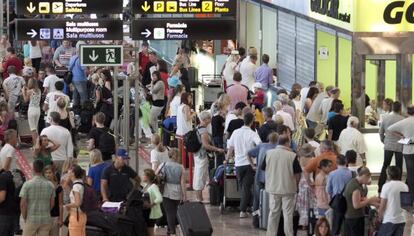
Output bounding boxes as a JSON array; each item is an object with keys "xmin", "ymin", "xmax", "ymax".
[
  {"xmin": 163, "ymin": 197, "xmax": 180, "ymax": 234},
  {"xmin": 236, "ymin": 165, "xmax": 254, "ymax": 212},
  {"xmin": 377, "ymin": 222, "xmax": 405, "ymax": 236},
  {"xmin": 344, "ymin": 217, "xmax": 364, "ymax": 236},
  {"xmin": 404, "ymin": 154, "xmax": 414, "ymax": 193},
  {"xmin": 306, "ymin": 119, "xmax": 317, "ymax": 129},
  {"xmin": 266, "ymin": 194, "xmax": 295, "ymax": 236},
  {"xmin": 378, "ymin": 150, "xmax": 403, "ymax": 192},
  {"xmin": 0, "ymin": 214, "xmax": 17, "ymax": 236},
  {"xmin": 72, "ymin": 81, "xmax": 88, "ymax": 108}
]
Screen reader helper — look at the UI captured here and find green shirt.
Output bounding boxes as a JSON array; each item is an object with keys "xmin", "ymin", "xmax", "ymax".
[
  {"xmin": 20, "ymin": 176, "xmax": 55, "ymax": 224},
  {"xmin": 144, "ymin": 183, "xmax": 163, "ymax": 220},
  {"xmin": 35, "ymin": 151, "xmax": 53, "ymax": 166},
  {"xmin": 343, "ymin": 178, "xmax": 364, "ymax": 219}
]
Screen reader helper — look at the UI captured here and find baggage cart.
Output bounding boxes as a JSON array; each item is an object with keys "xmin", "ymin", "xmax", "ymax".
[
  {"xmin": 201, "ymin": 74, "xmax": 223, "ymax": 110},
  {"xmin": 219, "ymin": 164, "xmax": 240, "ymax": 214}
]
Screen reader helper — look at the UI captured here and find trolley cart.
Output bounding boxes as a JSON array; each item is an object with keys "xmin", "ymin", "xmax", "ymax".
[
  {"xmin": 219, "ymin": 165, "xmax": 241, "ymax": 214},
  {"xmin": 202, "ymin": 74, "xmax": 224, "ymax": 110}
]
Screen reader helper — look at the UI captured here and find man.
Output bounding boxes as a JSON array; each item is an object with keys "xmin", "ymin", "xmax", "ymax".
[
  {"xmin": 142, "ymin": 51, "xmax": 157, "ymax": 87},
  {"xmin": 378, "ymin": 101, "xmax": 404, "ymax": 193},
  {"xmin": 248, "ymin": 132, "xmax": 278, "ymax": 227},
  {"xmin": 42, "ymin": 65, "xmax": 62, "ymax": 94},
  {"xmin": 3, "ymin": 65, "xmax": 25, "ymax": 111},
  {"xmin": 53, "ymin": 40, "xmax": 75, "ymax": 68},
  {"xmin": 337, "ymin": 116, "xmax": 367, "ymax": 166},
  {"xmin": 68, "ymin": 48, "xmax": 88, "ymax": 109},
  {"xmin": 388, "ymin": 105, "xmax": 414, "ymax": 194},
  {"xmin": 258, "ymin": 107, "xmax": 279, "ymax": 142},
  {"xmin": 0, "ymin": 47, "xmax": 22, "ymax": 78},
  {"xmin": 0, "ymin": 164, "xmax": 19, "ymax": 236},
  {"xmin": 227, "ymin": 112, "xmax": 262, "ymax": 218},
  {"xmin": 43, "ymin": 81, "xmax": 70, "ymax": 123},
  {"xmin": 0, "ymin": 129, "xmax": 17, "ymax": 171},
  {"xmin": 304, "ymin": 140, "xmax": 338, "ymax": 182},
  {"xmin": 20, "ymin": 160, "xmax": 55, "ymax": 236},
  {"xmin": 300, "ymin": 81, "xmax": 317, "ymax": 111},
  {"xmin": 261, "ymin": 135, "xmax": 302, "ymax": 236},
  {"xmin": 273, "ymin": 101, "xmax": 294, "ymax": 131},
  {"xmin": 224, "ymin": 101, "xmax": 246, "ymax": 133},
  {"xmin": 320, "ymin": 88, "xmax": 341, "ymax": 125},
  {"xmin": 226, "ymin": 106, "xmax": 252, "ymax": 140},
  {"xmin": 40, "ymin": 112, "xmax": 73, "ymax": 171},
  {"xmin": 328, "ymin": 102, "xmax": 349, "ymax": 142},
  {"xmin": 226, "ymin": 72, "xmax": 250, "ymax": 111},
  {"xmin": 377, "ymin": 166, "xmax": 408, "ymax": 236},
  {"xmin": 279, "ymin": 94, "xmax": 296, "ymax": 122},
  {"xmin": 326, "ymin": 154, "xmax": 352, "ymax": 235},
  {"xmin": 87, "ymin": 112, "xmax": 116, "ymax": 162},
  {"xmin": 101, "ymin": 148, "xmax": 141, "ymax": 202},
  {"xmin": 254, "ymin": 54, "xmax": 273, "ymax": 90},
  {"xmin": 306, "ymin": 83, "xmax": 331, "ymax": 128}
]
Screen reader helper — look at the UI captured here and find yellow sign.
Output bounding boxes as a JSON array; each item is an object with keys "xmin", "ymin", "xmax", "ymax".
[
  {"xmin": 52, "ymin": 2, "xmax": 64, "ymax": 13},
  {"xmin": 202, "ymin": 1, "xmax": 213, "ymax": 12},
  {"xmin": 153, "ymin": 1, "xmax": 164, "ymax": 12},
  {"xmin": 141, "ymin": 1, "xmax": 150, "ymax": 12},
  {"xmin": 166, "ymin": 1, "xmax": 177, "ymax": 12},
  {"xmin": 38, "ymin": 2, "xmax": 50, "ymax": 13}
]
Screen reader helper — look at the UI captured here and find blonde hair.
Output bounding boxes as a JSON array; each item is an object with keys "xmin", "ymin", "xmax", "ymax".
[
  {"xmin": 24, "ymin": 58, "xmax": 32, "ymax": 66},
  {"xmin": 62, "ymin": 157, "xmax": 77, "ymax": 174},
  {"xmin": 168, "ymin": 148, "xmax": 180, "ymax": 163},
  {"xmin": 89, "ymin": 149, "xmax": 103, "ymax": 165},
  {"xmin": 57, "ymin": 98, "xmax": 67, "ymax": 109},
  {"xmin": 151, "ymin": 134, "xmax": 166, "ymax": 152}
]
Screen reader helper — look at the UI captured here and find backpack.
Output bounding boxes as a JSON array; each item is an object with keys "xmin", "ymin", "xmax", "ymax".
[
  {"xmin": 183, "ymin": 127, "xmax": 203, "ymax": 153},
  {"xmin": 73, "ymin": 182, "xmax": 99, "ymax": 214},
  {"xmin": 98, "ymin": 129, "xmax": 116, "ymax": 155}
]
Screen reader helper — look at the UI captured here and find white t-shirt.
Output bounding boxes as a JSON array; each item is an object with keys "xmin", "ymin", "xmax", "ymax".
[
  {"xmin": 41, "ymin": 125, "xmax": 73, "ymax": 161},
  {"xmin": 239, "ymin": 60, "xmax": 257, "ymax": 89},
  {"xmin": 44, "ymin": 91, "xmax": 70, "ymax": 122},
  {"xmin": 169, "ymin": 96, "xmax": 181, "ymax": 117},
  {"xmin": 300, "ymin": 87, "xmax": 310, "ymax": 110},
  {"xmin": 150, "ymin": 149, "xmax": 169, "ymax": 165},
  {"xmin": 3, "ymin": 74, "xmax": 25, "ymax": 97},
  {"xmin": 70, "ymin": 180, "xmax": 84, "ymax": 212},
  {"xmin": 29, "ymin": 43, "xmax": 42, "ymax": 59},
  {"xmin": 176, "ymin": 104, "xmax": 192, "ymax": 136},
  {"xmin": 223, "ymin": 60, "xmax": 237, "ymax": 86},
  {"xmin": 273, "ymin": 110, "xmax": 295, "ymax": 131},
  {"xmin": 43, "ymin": 74, "xmax": 63, "ymax": 93},
  {"xmin": 227, "ymin": 126, "xmax": 261, "ymax": 167},
  {"xmin": 380, "ymin": 181, "xmax": 409, "ymax": 224},
  {"xmin": 0, "ymin": 143, "xmax": 16, "ymax": 170}
]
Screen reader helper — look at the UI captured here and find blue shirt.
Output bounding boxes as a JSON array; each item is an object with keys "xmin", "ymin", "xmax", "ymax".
[
  {"xmin": 248, "ymin": 143, "xmax": 277, "ymax": 184},
  {"xmin": 326, "ymin": 166, "xmax": 352, "ymax": 196},
  {"xmin": 87, "ymin": 162, "xmax": 110, "ymax": 192},
  {"xmin": 68, "ymin": 55, "xmax": 87, "ymax": 82},
  {"xmin": 254, "ymin": 64, "xmax": 273, "ymax": 90}
]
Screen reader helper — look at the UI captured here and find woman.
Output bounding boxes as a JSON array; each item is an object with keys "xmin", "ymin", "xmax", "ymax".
[
  {"xmin": 167, "ymin": 85, "xmax": 185, "ymax": 119},
  {"xmin": 290, "ymin": 90, "xmax": 302, "ymax": 113},
  {"xmin": 176, "ymin": 92, "xmax": 194, "ymax": 137},
  {"xmin": 95, "ymin": 74, "xmax": 114, "ymax": 127},
  {"xmin": 34, "ymin": 135, "xmax": 60, "ymax": 167},
  {"xmin": 157, "ymin": 148, "xmax": 186, "ymax": 236},
  {"xmin": 193, "ymin": 111, "xmax": 225, "ymax": 202},
  {"xmin": 29, "ymin": 40, "xmax": 42, "ymax": 72},
  {"xmin": 142, "ymin": 169, "xmax": 163, "ymax": 236},
  {"xmin": 64, "ymin": 164, "xmax": 87, "ymax": 236},
  {"xmin": 22, "ymin": 78, "xmax": 41, "ymax": 142},
  {"xmin": 150, "ymin": 71, "xmax": 166, "ymax": 133},
  {"xmin": 222, "ymin": 50, "xmax": 239, "ymax": 87},
  {"xmin": 314, "ymin": 217, "xmax": 331, "ymax": 236},
  {"xmin": 150, "ymin": 134, "xmax": 169, "ymax": 171},
  {"xmin": 100, "ymin": 69, "xmax": 113, "ymax": 91},
  {"xmin": 40, "ymin": 41, "xmax": 53, "ymax": 65},
  {"xmin": 343, "ymin": 167, "xmax": 380, "ymax": 236},
  {"xmin": 157, "ymin": 59, "xmax": 169, "ymax": 96},
  {"xmin": 44, "ymin": 165, "xmax": 63, "ymax": 236},
  {"xmin": 86, "ymin": 149, "xmax": 107, "ymax": 197},
  {"xmin": 0, "ymin": 35, "xmax": 11, "ymax": 60},
  {"xmin": 211, "ymin": 95, "xmax": 229, "ymax": 149},
  {"xmin": 304, "ymin": 87, "xmax": 319, "ymax": 115},
  {"xmin": 57, "ymin": 98, "xmax": 75, "ymax": 132}
]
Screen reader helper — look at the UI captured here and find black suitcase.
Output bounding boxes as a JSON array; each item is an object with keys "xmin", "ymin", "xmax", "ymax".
[
  {"xmin": 177, "ymin": 202, "xmax": 213, "ymax": 236},
  {"xmin": 86, "ymin": 225, "xmax": 108, "ymax": 236}
]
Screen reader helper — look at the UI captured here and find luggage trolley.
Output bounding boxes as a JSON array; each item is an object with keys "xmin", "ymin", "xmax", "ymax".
[
  {"xmin": 201, "ymin": 74, "xmax": 224, "ymax": 110},
  {"xmin": 219, "ymin": 163, "xmax": 241, "ymax": 214}
]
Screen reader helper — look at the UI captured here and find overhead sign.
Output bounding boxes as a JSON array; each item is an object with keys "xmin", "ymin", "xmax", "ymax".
[
  {"xmin": 131, "ymin": 18, "xmax": 236, "ymax": 40},
  {"xmin": 132, "ymin": 0, "xmax": 236, "ymax": 15},
  {"xmin": 16, "ymin": 19, "xmax": 123, "ymax": 41},
  {"xmin": 310, "ymin": 0, "xmax": 351, "ymax": 24},
  {"xmin": 16, "ymin": 0, "xmax": 123, "ymax": 15},
  {"xmin": 80, "ymin": 45, "xmax": 123, "ymax": 66}
]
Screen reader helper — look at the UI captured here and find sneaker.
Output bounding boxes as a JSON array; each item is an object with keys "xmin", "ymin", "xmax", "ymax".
[{"xmin": 239, "ymin": 211, "xmax": 248, "ymax": 218}]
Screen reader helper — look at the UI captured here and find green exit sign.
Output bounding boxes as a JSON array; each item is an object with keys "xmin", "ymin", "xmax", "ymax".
[{"xmin": 80, "ymin": 45, "xmax": 123, "ymax": 66}]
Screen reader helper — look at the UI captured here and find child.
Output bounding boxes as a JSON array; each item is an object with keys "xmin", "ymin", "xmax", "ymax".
[
  {"xmin": 252, "ymin": 82, "xmax": 264, "ymax": 110},
  {"xmin": 34, "ymin": 135, "xmax": 60, "ymax": 167},
  {"xmin": 44, "ymin": 165, "xmax": 63, "ymax": 236},
  {"xmin": 314, "ymin": 217, "xmax": 331, "ymax": 236},
  {"xmin": 142, "ymin": 169, "xmax": 163, "ymax": 236},
  {"xmin": 314, "ymin": 159, "xmax": 333, "ymax": 217}
]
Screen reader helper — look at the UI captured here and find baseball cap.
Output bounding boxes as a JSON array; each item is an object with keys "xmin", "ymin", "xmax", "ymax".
[
  {"xmin": 253, "ymin": 82, "xmax": 262, "ymax": 90},
  {"xmin": 116, "ymin": 148, "xmax": 130, "ymax": 159}
]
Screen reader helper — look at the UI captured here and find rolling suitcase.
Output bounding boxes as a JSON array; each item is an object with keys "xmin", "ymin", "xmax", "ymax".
[
  {"xmin": 177, "ymin": 202, "xmax": 213, "ymax": 236},
  {"xmin": 259, "ymin": 189, "xmax": 269, "ymax": 229}
]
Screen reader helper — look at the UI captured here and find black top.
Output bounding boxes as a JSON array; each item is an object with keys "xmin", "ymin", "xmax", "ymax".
[
  {"xmin": 258, "ymin": 121, "xmax": 279, "ymax": 142},
  {"xmin": 88, "ymin": 127, "xmax": 114, "ymax": 160},
  {"xmin": 59, "ymin": 117, "xmax": 72, "ymax": 131},
  {"xmin": 50, "ymin": 185, "xmax": 63, "ymax": 217},
  {"xmin": 227, "ymin": 118, "xmax": 244, "ymax": 138},
  {"xmin": 328, "ymin": 114, "xmax": 349, "ymax": 141},
  {"xmin": 143, "ymin": 62, "xmax": 156, "ymax": 87},
  {"xmin": 0, "ymin": 170, "xmax": 18, "ymax": 215},
  {"xmin": 211, "ymin": 114, "xmax": 225, "ymax": 138},
  {"xmin": 102, "ymin": 164, "xmax": 138, "ymax": 202}
]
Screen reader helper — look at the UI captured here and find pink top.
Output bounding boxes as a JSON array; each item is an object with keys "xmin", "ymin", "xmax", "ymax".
[
  {"xmin": 314, "ymin": 172, "xmax": 330, "ymax": 209},
  {"xmin": 226, "ymin": 82, "xmax": 248, "ymax": 111}
]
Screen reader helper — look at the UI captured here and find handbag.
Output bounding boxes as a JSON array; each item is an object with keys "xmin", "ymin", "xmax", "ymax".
[
  {"xmin": 64, "ymin": 57, "xmax": 78, "ymax": 84},
  {"xmin": 157, "ymin": 162, "xmax": 167, "ymax": 193}
]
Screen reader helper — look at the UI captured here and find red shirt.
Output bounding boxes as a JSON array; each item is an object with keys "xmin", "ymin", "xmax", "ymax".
[
  {"xmin": 2, "ymin": 56, "xmax": 23, "ymax": 78},
  {"xmin": 139, "ymin": 52, "xmax": 150, "ymax": 74},
  {"xmin": 253, "ymin": 90, "xmax": 264, "ymax": 106}
]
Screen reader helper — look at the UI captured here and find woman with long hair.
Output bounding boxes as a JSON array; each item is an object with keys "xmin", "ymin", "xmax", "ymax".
[
  {"xmin": 142, "ymin": 169, "xmax": 163, "ymax": 236},
  {"xmin": 304, "ymin": 87, "xmax": 319, "ymax": 115},
  {"xmin": 22, "ymin": 78, "xmax": 41, "ymax": 142},
  {"xmin": 34, "ymin": 135, "xmax": 60, "ymax": 167},
  {"xmin": 150, "ymin": 71, "xmax": 165, "ymax": 133}
]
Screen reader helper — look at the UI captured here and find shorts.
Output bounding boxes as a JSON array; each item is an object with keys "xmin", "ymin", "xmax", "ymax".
[
  {"xmin": 143, "ymin": 209, "xmax": 156, "ymax": 227},
  {"xmin": 193, "ymin": 153, "xmax": 209, "ymax": 191}
]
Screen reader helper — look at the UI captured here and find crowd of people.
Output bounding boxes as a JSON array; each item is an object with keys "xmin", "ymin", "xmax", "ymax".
[{"xmin": 0, "ymin": 34, "xmax": 412, "ymax": 236}]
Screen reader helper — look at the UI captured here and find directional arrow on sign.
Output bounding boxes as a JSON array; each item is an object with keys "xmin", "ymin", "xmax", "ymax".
[
  {"xmin": 89, "ymin": 50, "xmax": 99, "ymax": 62},
  {"xmin": 141, "ymin": 1, "xmax": 150, "ymax": 12},
  {"xmin": 26, "ymin": 29, "xmax": 37, "ymax": 38},
  {"xmin": 141, "ymin": 29, "xmax": 151, "ymax": 38},
  {"xmin": 26, "ymin": 2, "xmax": 36, "ymax": 13}
]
